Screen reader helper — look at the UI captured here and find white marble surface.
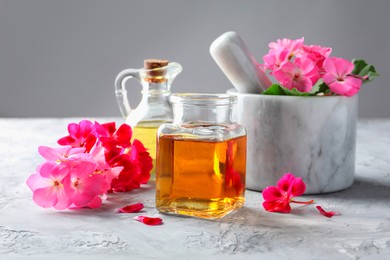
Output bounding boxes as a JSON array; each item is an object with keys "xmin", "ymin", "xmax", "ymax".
[{"xmin": 1, "ymin": 118, "xmax": 390, "ymax": 259}]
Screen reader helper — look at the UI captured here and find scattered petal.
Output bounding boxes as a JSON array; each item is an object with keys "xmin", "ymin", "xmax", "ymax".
[
  {"xmin": 134, "ymin": 216, "xmax": 163, "ymax": 226},
  {"xmin": 116, "ymin": 203, "xmax": 144, "ymax": 213},
  {"xmin": 316, "ymin": 205, "xmax": 341, "ymax": 218}
]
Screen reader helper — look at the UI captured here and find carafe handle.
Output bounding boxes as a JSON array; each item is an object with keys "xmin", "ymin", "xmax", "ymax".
[{"xmin": 114, "ymin": 68, "xmax": 140, "ymax": 119}]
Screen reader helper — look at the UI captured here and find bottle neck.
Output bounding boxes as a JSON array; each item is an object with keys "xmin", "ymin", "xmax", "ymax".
[{"xmin": 142, "ymin": 80, "xmax": 170, "ymax": 93}]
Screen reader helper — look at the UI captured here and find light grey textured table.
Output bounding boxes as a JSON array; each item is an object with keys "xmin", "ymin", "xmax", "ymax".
[{"xmin": 1, "ymin": 118, "xmax": 390, "ymax": 259}]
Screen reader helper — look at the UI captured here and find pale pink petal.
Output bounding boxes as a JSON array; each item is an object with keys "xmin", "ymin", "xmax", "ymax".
[
  {"xmin": 82, "ymin": 174, "xmax": 107, "ymax": 196},
  {"xmin": 51, "ymin": 164, "xmax": 70, "ymax": 180},
  {"xmin": 26, "ymin": 173, "xmax": 51, "ymax": 192},
  {"xmin": 294, "ymin": 76, "xmax": 313, "ymax": 92},
  {"xmin": 53, "ymin": 186, "xmax": 72, "ymax": 210},
  {"xmin": 38, "ymin": 162, "xmax": 58, "ymax": 178},
  {"xmin": 105, "ymin": 166, "xmax": 123, "ymax": 184},
  {"xmin": 33, "ymin": 187, "xmax": 58, "ymax": 208},
  {"xmin": 71, "ymin": 160, "xmax": 97, "ymax": 178},
  {"xmin": 334, "ymin": 58, "xmax": 354, "ymax": 77},
  {"xmin": 323, "ymin": 58, "xmax": 338, "ymax": 77},
  {"xmin": 273, "ymin": 62, "xmax": 296, "ymax": 89},
  {"xmin": 322, "ymin": 73, "xmax": 337, "ymax": 86},
  {"xmin": 343, "ymin": 76, "xmax": 362, "ymax": 96},
  {"xmin": 67, "ymin": 147, "xmax": 86, "ymax": 156},
  {"xmin": 263, "ymin": 51, "xmax": 277, "ymax": 70},
  {"xmin": 38, "ymin": 146, "xmax": 61, "ymax": 161},
  {"xmin": 67, "ymin": 174, "xmax": 106, "ymax": 207}
]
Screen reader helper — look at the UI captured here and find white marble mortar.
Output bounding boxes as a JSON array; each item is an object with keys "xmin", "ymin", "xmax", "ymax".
[{"xmin": 228, "ymin": 89, "xmax": 358, "ymax": 194}]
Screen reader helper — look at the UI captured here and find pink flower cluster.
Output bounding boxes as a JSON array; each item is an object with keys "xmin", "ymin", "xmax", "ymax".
[
  {"xmin": 26, "ymin": 120, "xmax": 152, "ymax": 210},
  {"xmin": 263, "ymin": 38, "xmax": 362, "ymax": 96}
]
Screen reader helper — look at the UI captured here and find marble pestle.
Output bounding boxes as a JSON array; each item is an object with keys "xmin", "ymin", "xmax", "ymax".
[{"xmin": 210, "ymin": 31, "xmax": 272, "ymax": 94}]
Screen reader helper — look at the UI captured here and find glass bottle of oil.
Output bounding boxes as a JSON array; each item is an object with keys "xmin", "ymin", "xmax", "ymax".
[
  {"xmin": 156, "ymin": 93, "xmax": 247, "ymax": 219},
  {"xmin": 115, "ymin": 60, "xmax": 182, "ymax": 178}
]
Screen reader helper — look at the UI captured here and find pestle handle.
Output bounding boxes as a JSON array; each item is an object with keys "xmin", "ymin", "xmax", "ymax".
[{"xmin": 210, "ymin": 31, "xmax": 272, "ymax": 94}]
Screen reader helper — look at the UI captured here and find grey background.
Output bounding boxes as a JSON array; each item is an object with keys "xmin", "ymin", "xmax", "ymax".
[{"xmin": 0, "ymin": 0, "xmax": 389, "ymax": 118}]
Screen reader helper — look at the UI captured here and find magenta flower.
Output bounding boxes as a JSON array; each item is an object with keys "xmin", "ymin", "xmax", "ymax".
[
  {"xmin": 262, "ymin": 173, "xmax": 314, "ymax": 213},
  {"xmin": 322, "ymin": 57, "xmax": 362, "ymax": 96},
  {"xmin": 58, "ymin": 120, "xmax": 97, "ymax": 152},
  {"xmin": 26, "ymin": 162, "xmax": 71, "ymax": 210},
  {"xmin": 273, "ymin": 58, "xmax": 319, "ymax": 92}
]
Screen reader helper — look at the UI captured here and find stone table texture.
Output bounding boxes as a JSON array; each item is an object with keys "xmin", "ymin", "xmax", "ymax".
[{"xmin": 0, "ymin": 118, "xmax": 389, "ymax": 259}]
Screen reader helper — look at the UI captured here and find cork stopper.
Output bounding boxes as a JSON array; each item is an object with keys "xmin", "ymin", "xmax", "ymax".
[
  {"xmin": 144, "ymin": 59, "xmax": 169, "ymax": 70},
  {"xmin": 144, "ymin": 59, "xmax": 169, "ymax": 83}
]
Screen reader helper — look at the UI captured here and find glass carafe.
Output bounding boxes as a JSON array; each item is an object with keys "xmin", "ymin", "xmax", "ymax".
[
  {"xmin": 115, "ymin": 60, "xmax": 182, "ymax": 177},
  {"xmin": 156, "ymin": 93, "xmax": 247, "ymax": 219}
]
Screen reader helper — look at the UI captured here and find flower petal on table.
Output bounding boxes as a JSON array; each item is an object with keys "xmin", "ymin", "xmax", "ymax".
[
  {"xmin": 316, "ymin": 205, "xmax": 341, "ymax": 218},
  {"xmin": 116, "ymin": 203, "xmax": 144, "ymax": 213},
  {"xmin": 133, "ymin": 216, "xmax": 163, "ymax": 226}
]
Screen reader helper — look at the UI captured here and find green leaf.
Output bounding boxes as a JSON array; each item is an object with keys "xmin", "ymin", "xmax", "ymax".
[
  {"xmin": 261, "ymin": 84, "xmax": 288, "ymax": 95},
  {"xmin": 309, "ymin": 79, "xmax": 330, "ymax": 95},
  {"xmin": 352, "ymin": 59, "xmax": 379, "ymax": 83},
  {"xmin": 262, "ymin": 84, "xmax": 313, "ymax": 96}
]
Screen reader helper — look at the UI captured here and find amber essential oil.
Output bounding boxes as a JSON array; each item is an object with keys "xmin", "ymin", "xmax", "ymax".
[{"xmin": 156, "ymin": 134, "xmax": 246, "ymax": 219}]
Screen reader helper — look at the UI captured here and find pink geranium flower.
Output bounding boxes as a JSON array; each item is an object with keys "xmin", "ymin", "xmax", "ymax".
[
  {"xmin": 268, "ymin": 37, "xmax": 304, "ymax": 56},
  {"xmin": 322, "ymin": 57, "xmax": 363, "ymax": 96},
  {"xmin": 263, "ymin": 37, "xmax": 304, "ymax": 72},
  {"xmin": 27, "ymin": 120, "xmax": 153, "ymax": 210},
  {"xmin": 300, "ymin": 44, "xmax": 332, "ymax": 70},
  {"xmin": 90, "ymin": 145, "xmax": 123, "ymax": 186},
  {"xmin": 38, "ymin": 145, "xmax": 87, "ymax": 163},
  {"xmin": 273, "ymin": 58, "xmax": 319, "ymax": 92},
  {"xmin": 63, "ymin": 159, "xmax": 107, "ymax": 208},
  {"xmin": 263, "ymin": 48, "xmax": 290, "ymax": 72},
  {"xmin": 262, "ymin": 173, "xmax": 314, "ymax": 213},
  {"xmin": 58, "ymin": 120, "xmax": 97, "ymax": 152},
  {"xmin": 26, "ymin": 162, "xmax": 71, "ymax": 210}
]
